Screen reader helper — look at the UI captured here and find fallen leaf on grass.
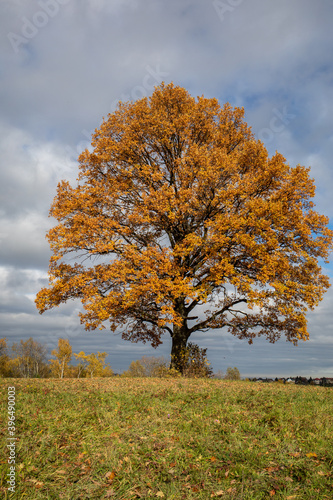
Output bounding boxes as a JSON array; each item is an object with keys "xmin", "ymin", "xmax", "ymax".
[
  {"xmin": 265, "ymin": 466, "xmax": 280, "ymax": 473},
  {"xmin": 211, "ymin": 491, "xmax": 224, "ymax": 497},
  {"xmin": 105, "ymin": 489, "xmax": 115, "ymax": 497},
  {"xmin": 269, "ymin": 490, "xmax": 275, "ymax": 496},
  {"xmin": 105, "ymin": 471, "xmax": 116, "ymax": 483},
  {"xmin": 156, "ymin": 492, "xmax": 165, "ymax": 498},
  {"xmin": 29, "ymin": 479, "xmax": 44, "ymax": 489},
  {"xmin": 306, "ymin": 452, "xmax": 317, "ymax": 458}
]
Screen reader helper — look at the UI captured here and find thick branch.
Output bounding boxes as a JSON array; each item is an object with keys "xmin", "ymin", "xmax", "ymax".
[
  {"xmin": 135, "ymin": 315, "xmax": 173, "ymax": 336},
  {"xmin": 189, "ymin": 298, "xmax": 247, "ymax": 334}
]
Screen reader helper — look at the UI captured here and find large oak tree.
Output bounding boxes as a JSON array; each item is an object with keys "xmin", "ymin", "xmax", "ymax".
[{"xmin": 36, "ymin": 83, "xmax": 333, "ymax": 372}]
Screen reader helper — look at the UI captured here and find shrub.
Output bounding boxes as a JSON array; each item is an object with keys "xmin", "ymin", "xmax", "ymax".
[
  {"xmin": 177, "ymin": 343, "xmax": 214, "ymax": 378},
  {"xmin": 213, "ymin": 369, "xmax": 224, "ymax": 380},
  {"xmin": 224, "ymin": 367, "xmax": 241, "ymax": 380},
  {"xmin": 122, "ymin": 356, "xmax": 170, "ymax": 377}
]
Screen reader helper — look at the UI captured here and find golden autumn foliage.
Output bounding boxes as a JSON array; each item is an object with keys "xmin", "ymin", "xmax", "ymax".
[
  {"xmin": 0, "ymin": 337, "xmax": 10, "ymax": 377},
  {"xmin": 121, "ymin": 355, "xmax": 172, "ymax": 378},
  {"xmin": 0, "ymin": 337, "xmax": 7, "ymax": 357},
  {"xmin": 224, "ymin": 367, "xmax": 241, "ymax": 381},
  {"xmin": 74, "ymin": 350, "xmax": 113, "ymax": 378},
  {"xmin": 49, "ymin": 338, "xmax": 72, "ymax": 378},
  {"xmin": 36, "ymin": 83, "xmax": 333, "ymax": 372}
]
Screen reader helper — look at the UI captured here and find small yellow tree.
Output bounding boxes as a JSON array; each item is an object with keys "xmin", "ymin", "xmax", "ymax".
[
  {"xmin": 122, "ymin": 356, "xmax": 169, "ymax": 377},
  {"xmin": 73, "ymin": 351, "xmax": 89, "ymax": 378},
  {"xmin": 0, "ymin": 337, "xmax": 7, "ymax": 356},
  {"xmin": 49, "ymin": 338, "xmax": 72, "ymax": 378},
  {"xmin": 0, "ymin": 338, "xmax": 10, "ymax": 377},
  {"xmin": 122, "ymin": 359, "xmax": 146, "ymax": 378},
  {"xmin": 224, "ymin": 367, "xmax": 241, "ymax": 380},
  {"xmin": 74, "ymin": 351, "xmax": 112, "ymax": 378}
]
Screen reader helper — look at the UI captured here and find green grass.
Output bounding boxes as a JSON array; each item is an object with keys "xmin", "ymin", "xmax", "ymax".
[{"xmin": 1, "ymin": 378, "xmax": 332, "ymax": 499}]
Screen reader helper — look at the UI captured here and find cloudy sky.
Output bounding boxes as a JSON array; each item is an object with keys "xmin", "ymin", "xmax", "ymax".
[{"xmin": 1, "ymin": 0, "xmax": 332, "ymax": 377}]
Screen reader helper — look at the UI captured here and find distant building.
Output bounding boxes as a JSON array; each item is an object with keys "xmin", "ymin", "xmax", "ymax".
[
  {"xmin": 248, "ymin": 376, "xmax": 332, "ymax": 385},
  {"xmin": 321, "ymin": 377, "xmax": 333, "ymax": 387}
]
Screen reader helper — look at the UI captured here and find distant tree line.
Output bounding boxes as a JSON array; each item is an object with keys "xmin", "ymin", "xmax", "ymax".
[
  {"xmin": 0, "ymin": 337, "xmax": 112, "ymax": 378},
  {"xmin": 248, "ymin": 376, "xmax": 333, "ymax": 387},
  {"xmin": 0, "ymin": 337, "xmax": 241, "ymax": 380},
  {"xmin": 121, "ymin": 344, "xmax": 241, "ymax": 380}
]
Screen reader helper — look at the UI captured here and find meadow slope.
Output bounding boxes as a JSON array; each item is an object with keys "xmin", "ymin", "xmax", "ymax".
[{"xmin": 1, "ymin": 378, "xmax": 332, "ymax": 499}]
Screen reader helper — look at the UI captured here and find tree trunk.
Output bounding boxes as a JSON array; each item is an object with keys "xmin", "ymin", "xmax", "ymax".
[{"xmin": 170, "ymin": 324, "xmax": 191, "ymax": 373}]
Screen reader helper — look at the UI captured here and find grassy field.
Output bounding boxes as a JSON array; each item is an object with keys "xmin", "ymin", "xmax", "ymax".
[{"xmin": 1, "ymin": 378, "xmax": 332, "ymax": 499}]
